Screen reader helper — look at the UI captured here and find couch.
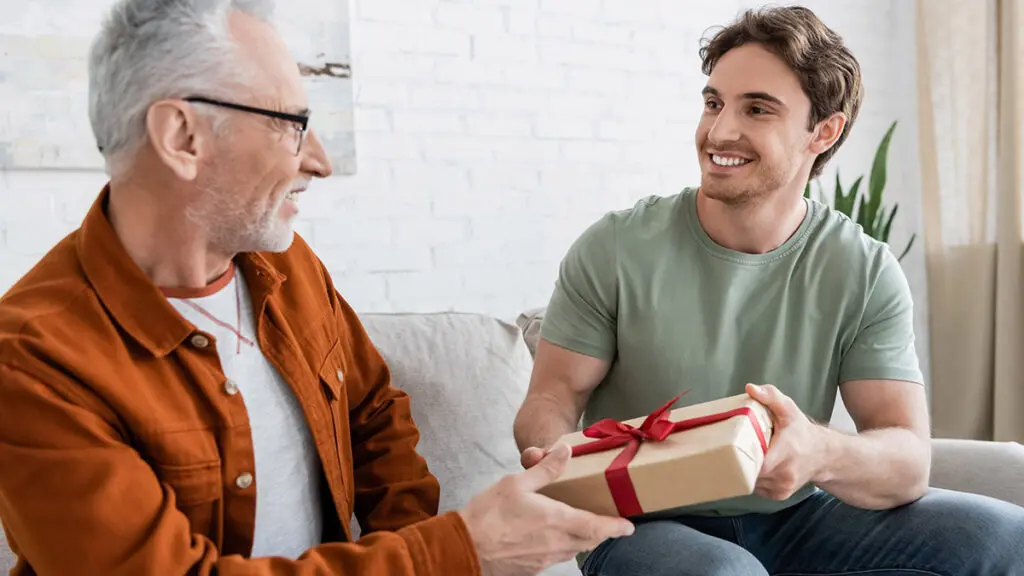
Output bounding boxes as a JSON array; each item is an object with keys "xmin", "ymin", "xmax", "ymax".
[{"xmin": 3, "ymin": 310, "xmax": 1024, "ymax": 575}]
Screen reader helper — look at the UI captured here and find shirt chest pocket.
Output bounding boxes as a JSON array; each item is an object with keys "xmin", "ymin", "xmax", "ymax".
[{"xmin": 152, "ymin": 456, "xmax": 224, "ymax": 546}]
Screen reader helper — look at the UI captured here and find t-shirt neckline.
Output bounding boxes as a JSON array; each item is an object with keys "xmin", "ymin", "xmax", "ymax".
[{"xmin": 683, "ymin": 187, "xmax": 818, "ymax": 266}]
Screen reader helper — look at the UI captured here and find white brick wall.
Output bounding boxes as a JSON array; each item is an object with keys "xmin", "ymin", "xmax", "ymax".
[{"xmin": 0, "ymin": 0, "xmax": 929, "ymax": 382}]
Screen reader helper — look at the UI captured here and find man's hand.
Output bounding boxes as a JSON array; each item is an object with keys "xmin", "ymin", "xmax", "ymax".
[
  {"xmin": 459, "ymin": 443, "xmax": 635, "ymax": 576},
  {"xmin": 746, "ymin": 383, "xmax": 828, "ymax": 501}
]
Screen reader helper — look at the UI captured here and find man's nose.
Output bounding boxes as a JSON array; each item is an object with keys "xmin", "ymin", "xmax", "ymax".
[
  {"xmin": 707, "ymin": 108, "xmax": 742, "ymax": 144},
  {"xmin": 300, "ymin": 128, "xmax": 333, "ymax": 178}
]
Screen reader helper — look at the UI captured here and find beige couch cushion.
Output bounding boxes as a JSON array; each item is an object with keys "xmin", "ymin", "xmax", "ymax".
[
  {"xmin": 359, "ymin": 312, "xmax": 533, "ymax": 514},
  {"xmin": 0, "ymin": 530, "xmax": 10, "ymax": 572},
  {"xmin": 930, "ymin": 439, "xmax": 1024, "ymax": 507},
  {"xmin": 359, "ymin": 311, "xmax": 579, "ymax": 575},
  {"xmin": 516, "ymin": 307, "xmax": 545, "ymax": 357}
]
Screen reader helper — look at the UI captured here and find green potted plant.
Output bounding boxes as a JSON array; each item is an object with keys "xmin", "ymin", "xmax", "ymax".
[{"xmin": 804, "ymin": 120, "xmax": 916, "ymax": 262}]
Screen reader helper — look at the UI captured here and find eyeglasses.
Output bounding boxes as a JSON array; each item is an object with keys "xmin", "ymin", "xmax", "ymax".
[{"xmin": 184, "ymin": 96, "xmax": 311, "ymax": 155}]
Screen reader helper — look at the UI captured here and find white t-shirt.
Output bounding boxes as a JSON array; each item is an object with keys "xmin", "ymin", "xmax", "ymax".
[{"xmin": 164, "ymin": 265, "xmax": 322, "ymax": 559}]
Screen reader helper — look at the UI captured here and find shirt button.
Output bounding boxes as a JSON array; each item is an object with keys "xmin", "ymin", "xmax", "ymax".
[
  {"xmin": 235, "ymin": 472, "xmax": 253, "ymax": 489},
  {"xmin": 224, "ymin": 379, "xmax": 239, "ymax": 395},
  {"xmin": 190, "ymin": 333, "xmax": 210, "ymax": 349}
]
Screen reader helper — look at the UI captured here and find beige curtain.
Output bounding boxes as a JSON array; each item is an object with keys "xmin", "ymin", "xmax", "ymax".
[{"xmin": 916, "ymin": 0, "xmax": 1024, "ymax": 442}]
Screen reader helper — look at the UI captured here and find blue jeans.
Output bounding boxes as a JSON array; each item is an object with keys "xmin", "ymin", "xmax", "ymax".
[{"xmin": 581, "ymin": 488, "xmax": 1024, "ymax": 576}]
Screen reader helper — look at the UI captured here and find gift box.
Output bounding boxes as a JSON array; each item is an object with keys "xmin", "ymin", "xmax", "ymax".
[{"xmin": 538, "ymin": 392, "xmax": 775, "ymax": 518}]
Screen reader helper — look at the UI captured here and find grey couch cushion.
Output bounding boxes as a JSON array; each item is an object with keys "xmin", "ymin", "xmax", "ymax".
[
  {"xmin": 516, "ymin": 307, "xmax": 545, "ymax": 358},
  {"xmin": 360, "ymin": 312, "xmax": 580, "ymax": 575},
  {"xmin": 0, "ymin": 531, "xmax": 11, "ymax": 573},
  {"xmin": 360, "ymin": 312, "xmax": 532, "ymax": 514},
  {"xmin": 930, "ymin": 439, "xmax": 1024, "ymax": 506}
]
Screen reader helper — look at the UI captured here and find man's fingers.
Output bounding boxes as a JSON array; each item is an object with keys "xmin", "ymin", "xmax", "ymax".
[
  {"xmin": 558, "ymin": 505, "xmax": 635, "ymax": 541},
  {"xmin": 754, "ymin": 479, "xmax": 795, "ymax": 501},
  {"xmin": 759, "ymin": 446, "xmax": 781, "ymax": 476},
  {"xmin": 516, "ymin": 442, "xmax": 572, "ymax": 492},
  {"xmin": 746, "ymin": 383, "xmax": 794, "ymax": 424},
  {"xmin": 569, "ymin": 519, "xmax": 636, "ymax": 545},
  {"xmin": 746, "ymin": 382, "xmax": 781, "ymax": 404}
]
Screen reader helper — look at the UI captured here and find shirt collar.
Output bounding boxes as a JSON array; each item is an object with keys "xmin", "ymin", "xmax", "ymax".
[{"xmin": 77, "ymin": 185, "xmax": 286, "ymax": 357}]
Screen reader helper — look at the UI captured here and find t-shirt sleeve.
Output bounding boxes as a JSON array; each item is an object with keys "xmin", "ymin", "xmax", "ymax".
[
  {"xmin": 839, "ymin": 249, "xmax": 925, "ymax": 385},
  {"xmin": 539, "ymin": 213, "xmax": 619, "ymax": 360}
]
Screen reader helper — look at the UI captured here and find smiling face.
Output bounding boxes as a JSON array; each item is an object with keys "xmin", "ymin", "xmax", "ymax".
[
  {"xmin": 190, "ymin": 10, "xmax": 332, "ymax": 254},
  {"xmin": 696, "ymin": 43, "xmax": 833, "ymax": 206}
]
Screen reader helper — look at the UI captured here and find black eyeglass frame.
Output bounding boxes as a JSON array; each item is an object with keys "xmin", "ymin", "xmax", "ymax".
[{"xmin": 184, "ymin": 96, "xmax": 310, "ymax": 155}]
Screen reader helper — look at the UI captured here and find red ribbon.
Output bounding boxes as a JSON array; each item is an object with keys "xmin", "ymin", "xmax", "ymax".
[{"xmin": 571, "ymin": 392, "xmax": 770, "ymax": 517}]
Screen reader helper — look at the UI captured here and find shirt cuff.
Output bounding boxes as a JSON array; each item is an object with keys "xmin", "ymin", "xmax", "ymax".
[{"xmin": 398, "ymin": 511, "xmax": 481, "ymax": 576}]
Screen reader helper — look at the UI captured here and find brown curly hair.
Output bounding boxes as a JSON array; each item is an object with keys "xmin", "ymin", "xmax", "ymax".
[{"xmin": 699, "ymin": 6, "xmax": 863, "ymax": 178}]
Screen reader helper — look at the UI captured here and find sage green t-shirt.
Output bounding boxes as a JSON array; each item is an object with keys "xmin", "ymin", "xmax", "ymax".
[{"xmin": 540, "ymin": 187, "xmax": 924, "ymax": 517}]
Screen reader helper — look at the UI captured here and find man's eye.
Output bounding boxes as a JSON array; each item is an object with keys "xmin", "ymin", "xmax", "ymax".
[
  {"xmin": 705, "ymin": 99, "xmax": 720, "ymax": 110},
  {"xmin": 751, "ymin": 105, "xmax": 768, "ymax": 115}
]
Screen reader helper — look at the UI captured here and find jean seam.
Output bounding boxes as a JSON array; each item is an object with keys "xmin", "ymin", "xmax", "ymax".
[
  {"xmin": 774, "ymin": 565, "xmax": 950, "ymax": 569},
  {"xmin": 732, "ymin": 517, "xmax": 746, "ymax": 549}
]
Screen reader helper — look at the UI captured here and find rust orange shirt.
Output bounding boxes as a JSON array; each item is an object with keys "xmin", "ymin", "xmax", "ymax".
[{"xmin": 0, "ymin": 187, "xmax": 481, "ymax": 575}]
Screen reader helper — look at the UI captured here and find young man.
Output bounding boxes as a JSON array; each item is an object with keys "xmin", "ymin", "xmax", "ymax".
[
  {"xmin": 514, "ymin": 6, "xmax": 1024, "ymax": 575},
  {"xmin": 0, "ymin": 1, "xmax": 634, "ymax": 574}
]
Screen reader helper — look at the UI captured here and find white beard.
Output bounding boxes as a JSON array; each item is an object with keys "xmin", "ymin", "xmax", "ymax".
[{"xmin": 187, "ymin": 178, "xmax": 296, "ymax": 255}]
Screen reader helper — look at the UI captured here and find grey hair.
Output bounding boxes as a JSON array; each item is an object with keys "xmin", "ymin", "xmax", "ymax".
[{"xmin": 88, "ymin": 0, "xmax": 276, "ymax": 174}]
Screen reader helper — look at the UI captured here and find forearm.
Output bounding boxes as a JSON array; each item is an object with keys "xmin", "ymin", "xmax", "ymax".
[
  {"xmin": 338, "ymin": 295, "xmax": 440, "ymax": 531},
  {"xmin": 513, "ymin": 391, "xmax": 581, "ymax": 453},
  {"xmin": 813, "ymin": 425, "xmax": 931, "ymax": 509},
  {"xmin": 350, "ymin": 383, "xmax": 440, "ymax": 532}
]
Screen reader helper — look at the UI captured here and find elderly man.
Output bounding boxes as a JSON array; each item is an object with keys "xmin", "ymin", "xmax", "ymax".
[{"xmin": 0, "ymin": 1, "xmax": 634, "ymax": 574}]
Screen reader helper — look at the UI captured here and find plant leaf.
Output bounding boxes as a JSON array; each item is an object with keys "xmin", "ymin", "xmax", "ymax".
[
  {"xmin": 866, "ymin": 121, "xmax": 898, "ymax": 236},
  {"xmin": 897, "ymin": 233, "xmax": 916, "ymax": 262},
  {"xmin": 842, "ymin": 175, "xmax": 863, "ymax": 218},
  {"xmin": 880, "ymin": 203, "xmax": 899, "ymax": 242},
  {"xmin": 833, "ymin": 170, "xmax": 845, "ymax": 212},
  {"xmin": 854, "ymin": 195, "xmax": 867, "ymax": 229},
  {"xmin": 873, "ymin": 208, "xmax": 889, "ymax": 241}
]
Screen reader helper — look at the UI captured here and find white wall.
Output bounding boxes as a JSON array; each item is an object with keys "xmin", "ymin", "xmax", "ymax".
[{"xmin": 0, "ymin": 0, "xmax": 929, "ymax": 386}]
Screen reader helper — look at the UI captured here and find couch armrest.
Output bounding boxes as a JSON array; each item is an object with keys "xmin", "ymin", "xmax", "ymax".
[{"xmin": 930, "ymin": 438, "xmax": 1024, "ymax": 507}]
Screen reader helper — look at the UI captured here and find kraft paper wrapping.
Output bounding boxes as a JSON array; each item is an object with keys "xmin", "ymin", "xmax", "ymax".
[{"xmin": 539, "ymin": 393, "xmax": 774, "ymax": 517}]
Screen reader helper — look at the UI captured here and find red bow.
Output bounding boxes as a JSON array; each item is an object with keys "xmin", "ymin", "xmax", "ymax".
[{"xmin": 571, "ymin": 391, "xmax": 769, "ymax": 517}]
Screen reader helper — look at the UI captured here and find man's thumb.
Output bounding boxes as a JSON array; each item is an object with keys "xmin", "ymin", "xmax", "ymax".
[
  {"xmin": 747, "ymin": 384, "xmax": 792, "ymax": 422},
  {"xmin": 518, "ymin": 443, "xmax": 571, "ymax": 492}
]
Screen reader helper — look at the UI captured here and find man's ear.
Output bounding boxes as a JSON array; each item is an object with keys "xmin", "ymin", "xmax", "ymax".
[
  {"xmin": 809, "ymin": 112, "xmax": 847, "ymax": 156},
  {"xmin": 145, "ymin": 100, "xmax": 205, "ymax": 181}
]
